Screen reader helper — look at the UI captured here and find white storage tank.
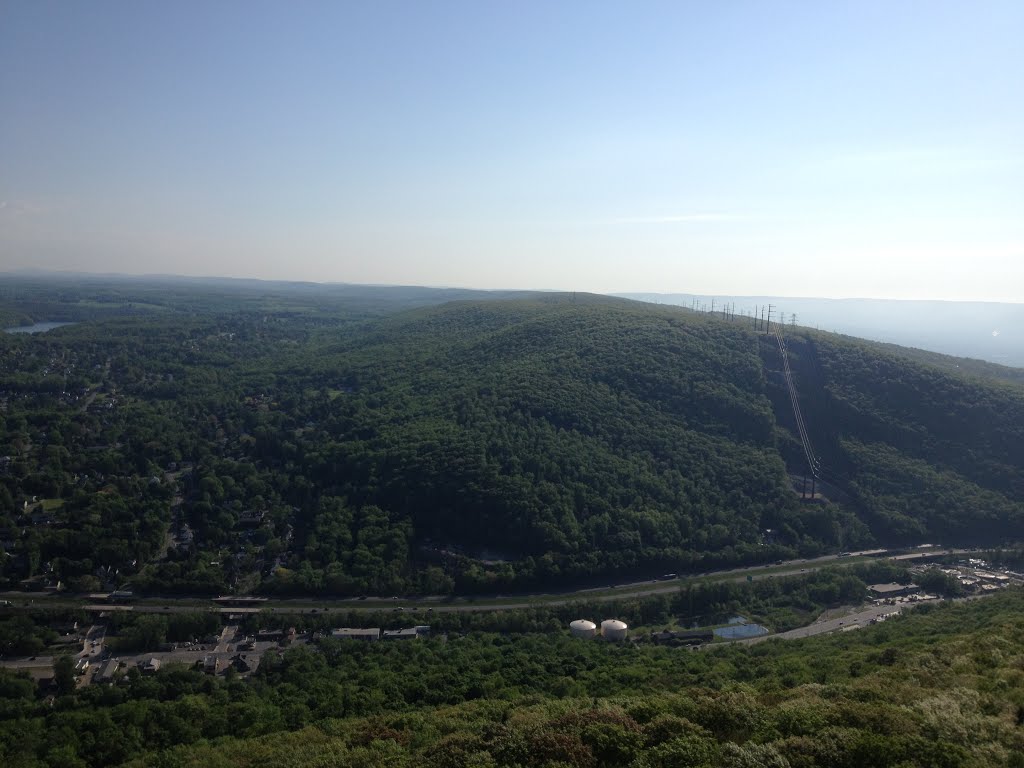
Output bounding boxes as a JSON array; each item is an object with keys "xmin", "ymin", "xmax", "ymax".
[
  {"xmin": 601, "ymin": 619, "xmax": 629, "ymax": 641},
  {"xmin": 569, "ymin": 619, "xmax": 598, "ymax": 639}
]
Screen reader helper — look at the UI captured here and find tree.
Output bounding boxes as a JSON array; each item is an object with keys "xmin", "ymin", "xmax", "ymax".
[{"xmin": 54, "ymin": 654, "xmax": 76, "ymax": 695}]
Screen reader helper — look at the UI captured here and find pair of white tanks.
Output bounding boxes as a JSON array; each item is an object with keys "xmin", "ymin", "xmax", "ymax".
[{"xmin": 570, "ymin": 618, "xmax": 628, "ymax": 641}]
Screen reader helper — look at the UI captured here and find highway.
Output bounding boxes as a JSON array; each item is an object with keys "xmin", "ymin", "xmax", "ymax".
[{"xmin": 0, "ymin": 547, "xmax": 971, "ymax": 617}]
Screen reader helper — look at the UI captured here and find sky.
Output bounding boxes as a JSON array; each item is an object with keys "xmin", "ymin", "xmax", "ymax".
[{"xmin": 1, "ymin": 1, "xmax": 1022, "ymax": 301}]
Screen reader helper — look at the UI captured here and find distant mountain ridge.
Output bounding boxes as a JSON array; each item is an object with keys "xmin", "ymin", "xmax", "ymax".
[
  {"xmin": 617, "ymin": 293, "xmax": 1024, "ymax": 368},
  {"xmin": 6, "ymin": 273, "xmax": 1019, "ymax": 367}
]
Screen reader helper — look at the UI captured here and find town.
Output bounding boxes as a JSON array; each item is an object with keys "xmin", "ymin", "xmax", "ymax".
[{"xmin": 2, "ymin": 550, "xmax": 1018, "ymax": 696}]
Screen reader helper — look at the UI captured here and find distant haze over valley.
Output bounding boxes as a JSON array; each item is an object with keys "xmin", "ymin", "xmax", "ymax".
[
  {"xmin": 3, "ymin": 271, "xmax": 1022, "ymax": 368},
  {"xmin": 619, "ymin": 293, "xmax": 1024, "ymax": 369}
]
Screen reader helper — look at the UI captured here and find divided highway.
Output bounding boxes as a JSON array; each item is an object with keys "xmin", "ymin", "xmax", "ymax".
[{"xmin": 1, "ymin": 547, "xmax": 970, "ymax": 617}]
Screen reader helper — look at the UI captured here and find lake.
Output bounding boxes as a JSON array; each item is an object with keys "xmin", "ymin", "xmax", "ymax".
[{"xmin": 3, "ymin": 322, "xmax": 75, "ymax": 334}]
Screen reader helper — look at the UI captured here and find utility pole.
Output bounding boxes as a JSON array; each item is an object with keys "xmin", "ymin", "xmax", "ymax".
[{"xmin": 766, "ymin": 304, "xmax": 775, "ymax": 335}]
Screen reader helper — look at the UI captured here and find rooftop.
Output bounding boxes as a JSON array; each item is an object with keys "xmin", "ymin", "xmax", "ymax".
[
  {"xmin": 870, "ymin": 583, "xmax": 917, "ymax": 594},
  {"xmin": 332, "ymin": 628, "xmax": 381, "ymax": 640}
]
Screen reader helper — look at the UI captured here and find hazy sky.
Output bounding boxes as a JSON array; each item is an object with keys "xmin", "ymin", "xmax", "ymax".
[{"xmin": 2, "ymin": 1, "xmax": 1022, "ymax": 300}]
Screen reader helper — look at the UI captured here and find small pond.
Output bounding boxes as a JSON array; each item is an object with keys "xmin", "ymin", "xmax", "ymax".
[{"xmin": 712, "ymin": 616, "xmax": 770, "ymax": 639}]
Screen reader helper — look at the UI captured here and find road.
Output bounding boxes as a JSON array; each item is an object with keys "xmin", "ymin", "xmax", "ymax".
[
  {"xmin": 0, "ymin": 547, "xmax": 972, "ymax": 617},
  {"xmin": 729, "ymin": 602, "xmax": 907, "ymax": 645},
  {"xmin": 721, "ymin": 592, "xmax": 997, "ymax": 648},
  {"xmin": 1, "ymin": 656, "xmax": 54, "ymax": 671},
  {"xmin": 0, "ymin": 623, "xmax": 106, "ymax": 673},
  {"xmin": 215, "ymin": 624, "xmax": 238, "ymax": 653},
  {"xmin": 221, "ymin": 547, "xmax": 964, "ymax": 614}
]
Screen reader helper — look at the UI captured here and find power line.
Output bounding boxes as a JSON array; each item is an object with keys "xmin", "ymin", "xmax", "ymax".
[{"xmin": 772, "ymin": 326, "xmax": 820, "ymax": 478}]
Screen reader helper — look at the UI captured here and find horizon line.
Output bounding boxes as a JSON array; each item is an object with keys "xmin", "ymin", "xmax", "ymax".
[{"xmin": 1, "ymin": 268, "xmax": 1022, "ymax": 306}]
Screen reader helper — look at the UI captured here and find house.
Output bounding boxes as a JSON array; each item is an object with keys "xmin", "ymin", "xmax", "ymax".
[
  {"xmin": 381, "ymin": 626, "xmax": 430, "ymax": 641},
  {"xmin": 236, "ymin": 509, "xmax": 266, "ymax": 526},
  {"xmin": 651, "ymin": 629, "xmax": 714, "ymax": 645},
  {"xmin": 958, "ymin": 576, "xmax": 981, "ymax": 591},
  {"xmin": 869, "ymin": 583, "xmax": 919, "ymax": 599},
  {"xmin": 381, "ymin": 629, "xmax": 418, "ymax": 641},
  {"xmin": 96, "ymin": 659, "xmax": 120, "ymax": 682},
  {"xmin": 331, "ymin": 628, "xmax": 381, "ymax": 641},
  {"xmin": 229, "ymin": 654, "xmax": 255, "ymax": 673},
  {"xmin": 140, "ymin": 657, "xmax": 161, "ymax": 675},
  {"xmin": 202, "ymin": 655, "xmax": 224, "ymax": 675}
]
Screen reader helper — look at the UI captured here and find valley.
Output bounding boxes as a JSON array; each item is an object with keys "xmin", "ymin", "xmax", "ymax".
[{"xmin": 2, "ymin": 277, "xmax": 1023, "ymax": 768}]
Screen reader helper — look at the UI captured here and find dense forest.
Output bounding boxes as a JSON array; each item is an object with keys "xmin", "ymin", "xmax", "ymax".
[
  {"xmin": 1, "ymin": 277, "xmax": 1022, "ymax": 596},
  {"xmin": 768, "ymin": 333, "xmax": 1024, "ymax": 545}
]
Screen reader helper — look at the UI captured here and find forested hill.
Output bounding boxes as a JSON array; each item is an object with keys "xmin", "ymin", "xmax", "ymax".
[
  {"xmin": 301, "ymin": 297, "xmax": 812, "ymax": 587},
  {"xmin": 273, "ymin": 295, "xmax": 1023, "ymax": 592},
  {"xmin": 766, "ymin": 329, "xmax": 1024, "ymax": 546},
  {"xmin": 1, "ymin": 282, "xmax": 1023, "ymax": 596}
]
